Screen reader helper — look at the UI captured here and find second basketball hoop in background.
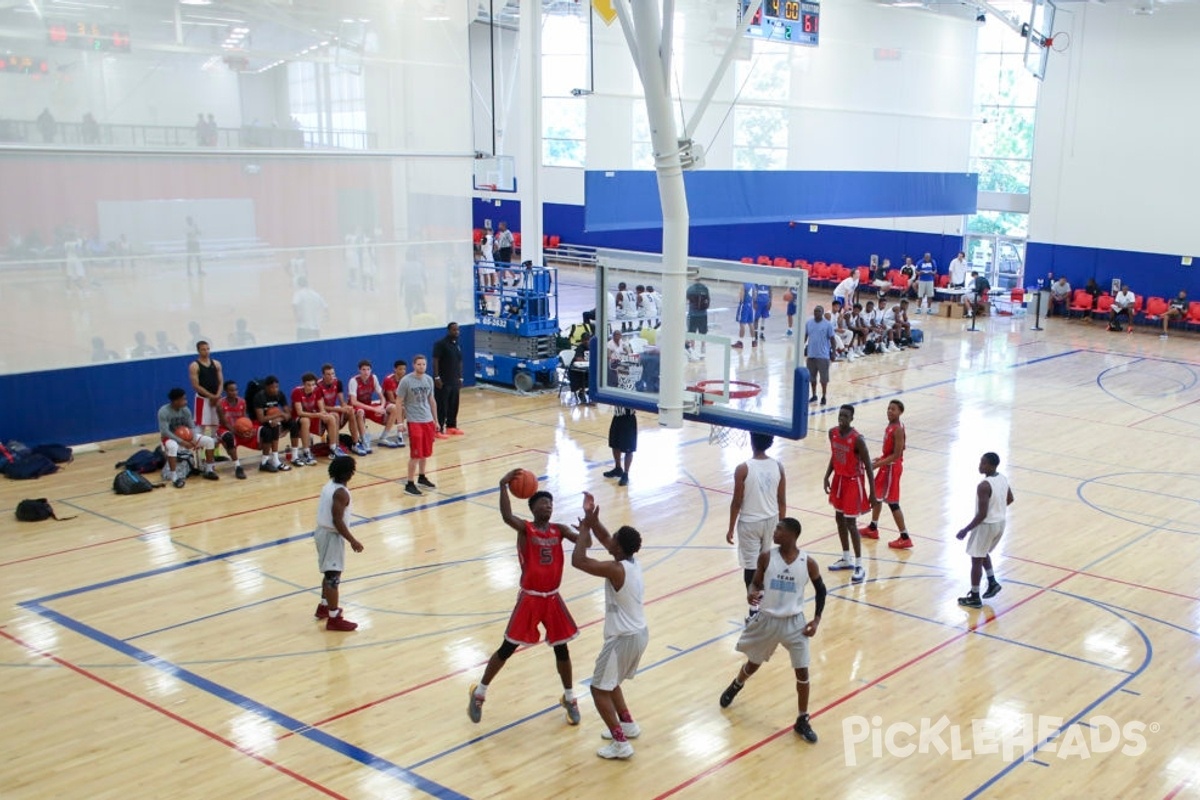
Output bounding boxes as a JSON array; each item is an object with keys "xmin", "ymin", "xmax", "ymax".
[{"xmin": 509, "ymin": 469, "xmax": 539, "ymax": 499}]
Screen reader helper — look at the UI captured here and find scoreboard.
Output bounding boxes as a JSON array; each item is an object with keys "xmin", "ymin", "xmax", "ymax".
[
  {"xmin": 739, "ymin": 0, "xmax": 820, "ymax": 46},
  {"xmin": 47, "ymin": 20, "xmax": 132, "ymax": 53}
]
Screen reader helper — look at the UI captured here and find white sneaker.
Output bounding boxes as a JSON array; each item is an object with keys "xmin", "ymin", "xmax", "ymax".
[
  {"xmin": 597, "ymin": 740, "xmax": 635, "ymax": 760},
  {"xmin": 362, "ymin": 431, "xmax": 373, "ymax": 453},
  {"xmin": 852, "ymin": 565, "xmax": 866, "ymax": 583},
  {"xmin": 829, "ymin": 558, "xmax": 854, "ymax": 571},
  {"xmin": 601, "ymin": 721, "xmax": 642, "ymax": 740}
]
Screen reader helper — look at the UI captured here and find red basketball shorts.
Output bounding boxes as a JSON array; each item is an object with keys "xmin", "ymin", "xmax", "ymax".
[
  {"xmin": 407, "ymin": 420, "xmax": 436, "ymax": 459},
  {"xmin": 829, "ymin": 473, "xmax": 871, "ymax": 517},
  {"xmin": 874, "ymin": 462, "xmax": 903, "ymax": 505},
  {"xmin": 360, "ymin": 405, "xmax": 388, "ymax": 426},
  {"xmin": 504, "ymin": 590, "xmax": 579, "ymax": 646}
]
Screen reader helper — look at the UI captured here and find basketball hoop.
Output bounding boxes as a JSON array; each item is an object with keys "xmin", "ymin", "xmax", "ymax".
[{"xmin": 688, "ymin": 379, "xmax": 762, "ymax": 449}]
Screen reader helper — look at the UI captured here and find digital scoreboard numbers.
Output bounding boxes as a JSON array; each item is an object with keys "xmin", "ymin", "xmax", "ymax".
[
  {"xmin": 739, "ymin": 0, "xmax": 820, "ymax": 46},
  {"xmin": 47, "ymin": 20, "xmax": 132, "ymax": 53}
]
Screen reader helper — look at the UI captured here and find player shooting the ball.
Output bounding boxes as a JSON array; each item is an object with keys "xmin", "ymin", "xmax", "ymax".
[{"xmin": 467, "ymin": 470, "xmax": 581, "ymax": 726}]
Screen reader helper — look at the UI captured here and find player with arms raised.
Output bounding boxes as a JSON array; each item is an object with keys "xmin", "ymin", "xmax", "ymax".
[{"xmin": 468, "ymin": 470, "xmax": 581, "ymax": 726}]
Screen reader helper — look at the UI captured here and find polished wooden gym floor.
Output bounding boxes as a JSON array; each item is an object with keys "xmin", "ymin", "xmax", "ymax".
[{"xmin": 3, "ymin": 283, "xmax": 1199, "ymax": 799}]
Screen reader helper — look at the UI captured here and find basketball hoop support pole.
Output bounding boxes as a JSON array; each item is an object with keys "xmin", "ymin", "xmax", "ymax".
[{"xmin": 616, "ymin": 0, "xmax": 688, "ymax": 428}]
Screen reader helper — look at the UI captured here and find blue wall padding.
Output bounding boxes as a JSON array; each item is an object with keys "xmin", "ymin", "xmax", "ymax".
[{"xmin": 0, "ymin": 326, "xmax": 474, "ymax": 447}]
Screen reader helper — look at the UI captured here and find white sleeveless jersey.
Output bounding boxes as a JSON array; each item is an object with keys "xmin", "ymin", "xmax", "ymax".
[
  {"xmin": 739, "ymin": 457, "xmax": 782, "ymax": 522},
  {"xmin": 317, "ymin": 480, "xmax": 350, "ymax": 531},
  {"xmin": 604, "ymin": 557, "xmax": 646, "ymax": 637},
  {"xmin": 984, "ymin": 473, "xmax": 1009, "ymax": 523},
  {"xmin": 760, "ymin": 548, "xmax": 809, "ymax": 619}
]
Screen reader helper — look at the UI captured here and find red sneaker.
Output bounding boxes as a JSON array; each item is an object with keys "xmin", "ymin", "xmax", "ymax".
[
  {"xmin": 859, "ymin": 526, "xmax": 879, "ymax": 540},
  {"xmin": 447, "ymin": 427, "xmax": 465, "ymax": 435},
  {"xmin": 326, "ymin": 612, "xmax": 358, "ymax": 631},
  {"xmin": 434, "ymin": 431, "xmax": 450, "ymax": 440},
  {"xmin": 888, "ymin": 536, "xmax": 913, "ymax": 550},
  {"xmin": 314, "ymin": 603, "xmax": 329, "ymax": 620}
]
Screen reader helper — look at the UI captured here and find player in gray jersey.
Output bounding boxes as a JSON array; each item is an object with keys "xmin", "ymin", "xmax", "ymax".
[{"xmin": 719, "ymin": 517, "xmax": 826, "ymax": 744}]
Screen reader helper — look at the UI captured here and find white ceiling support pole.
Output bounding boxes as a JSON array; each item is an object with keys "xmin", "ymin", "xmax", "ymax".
[
  {"xmin": 518, "ymin": 0, "xmax": 543, "ymax": 267},
  {"xmin": 615, "ymin": 0, "xmax": 687, "ymax": 428}
]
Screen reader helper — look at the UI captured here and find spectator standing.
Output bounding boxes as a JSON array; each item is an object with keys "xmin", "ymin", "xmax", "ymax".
[{"xmin": 432, "ymin": 322, "xmax": 465, "ymax": 436}]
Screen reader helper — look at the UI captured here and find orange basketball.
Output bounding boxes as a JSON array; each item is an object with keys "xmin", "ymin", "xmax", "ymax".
[
  {"xmin": 509, "ymin": 469, "xmax": 539, "ymax": 500},
  {"xmin": 783, "ymin": 290, "xmax": 795, "ymax": 303},
  {"xmin": 175, "ymin": 425, "xmax": 194, "ymax": 442},
  {"xmin": 234, "ymin": 417, "xmax": 254, "ymax": 437},
  {"xmin": 265, "ymin": 407, "xmax": 284, "ymax": 421}
]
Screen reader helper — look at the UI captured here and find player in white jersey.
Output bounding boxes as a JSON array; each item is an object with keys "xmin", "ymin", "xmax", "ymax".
[
  {"xmin": 719, "ymin": 517, "xmax": 826, "ymax": 744},
  {"xmin": 313, "ymin": 456, "xmax": 365, "ymax": 630},
  {"xmin": 726, "ymin": 432, "xmax": 787, "ymax": 620},
  {"xmin": 955, "ymin": 451, "xmax": 1014, "ymax": 608},
  {"xmin": 571, "ymin": 492, "xmax": 648, "ymax": 760}
]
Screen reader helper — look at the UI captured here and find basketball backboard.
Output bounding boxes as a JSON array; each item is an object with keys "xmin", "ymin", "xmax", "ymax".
[
  {"xmin": 1023, "ymin": 0, "xmax": 1056, "ymax": 79},
  {"xmin": 590, "ymin": 249, "xmax": 810, "ymax": 439}
]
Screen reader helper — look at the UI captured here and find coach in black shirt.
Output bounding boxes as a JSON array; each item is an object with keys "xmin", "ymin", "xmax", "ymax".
[{"xmin": 432, "ymin": 322, "xmax": 465, "ymax": 436}]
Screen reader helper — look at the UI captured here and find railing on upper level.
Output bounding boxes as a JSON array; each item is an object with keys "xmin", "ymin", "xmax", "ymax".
[{"xmin": 0, "ymin": 118, "xmax": 377, "ymax": 151}]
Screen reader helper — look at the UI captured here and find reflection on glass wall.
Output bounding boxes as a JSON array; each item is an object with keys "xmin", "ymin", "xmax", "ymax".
[
  {"xmin": 0, "ymin": 1, "xmax": 474, "ymax": 375},
  {"xmin": 0, "ymin": 150, "xmax": 472, "ymax": 375}
]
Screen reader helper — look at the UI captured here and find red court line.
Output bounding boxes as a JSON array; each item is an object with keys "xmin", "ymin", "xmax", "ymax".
[
  {"xmin": 653, "ymin": 570, "xmax": 1079, "ymax": 799},
  {"xmin": 1006, "ymin": 555, "xmax": 1200, "ymax": 603},
  {"xmin": 0, "ymin": 531, "xmax": 149, "ymax": 569},
  {"xmin": 170, "ymin": 449, "xmax": 542, "ymax": 531},
  {"xmin": 1127, "ymin": 396, "xmax": 1200, "ymax": 429},
  {"xmin": 0, "ymin": 628, "xmax": 347, "ymax": 800},
  {"xmin": 280, "ymin": 566, "xmax": 744, "ymax": 740},
  {"xmin": 1164, "ymin": 774, "xmax": 1193, "ymax": 799}
]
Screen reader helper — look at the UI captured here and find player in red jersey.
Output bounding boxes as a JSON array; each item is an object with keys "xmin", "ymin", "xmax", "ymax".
[
  {"xmin": 317, "ymin": 363, "xmax": 358, "ymax": 457},
  {"xmin": 347, "ymin": 359, "xmax": 402, "ymax": 454},
  {"xmin": 379, "ymin": 359, "xmax": 408, "ymax": 448},
  {"xmin": 215, "ymin": 380, "xmax": 257, "ymax": 480},
  {"xmin": 468, "ymin": 469, "xmax": 582, "ymax": 727},
  {"xmin": 823, "ymin": 404, "xmax": 876, "ymax": 584},
  {"xmin": 291, "ymin": 372, "xmax": 340, "ymax": 465},
  {"xmin": 860, "ymin": 399, "xmax": 912, "ymax": 550}
]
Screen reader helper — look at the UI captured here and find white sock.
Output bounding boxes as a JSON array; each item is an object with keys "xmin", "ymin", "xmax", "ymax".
[
  {"xmin": 166, "ymin": 470, "xmax": 177, "ymax": 480},
  {"xmin": 329, "ymin": 607, "xmax": 341, "ymax": 618},
  {"xmin": 232, "ymin": 459, "xmax": 240, "ymax": 467},
  {"xmin": 842, "ymin": 550, "xmax": 852, "ymax": 562},
  {"xmin": 476, "ymin": 683, "xmax": 489, "ymax": 698},
  {"xmin": 563, "ymin": 688, "xmax": 576, "ymax": 702},
  {"xmin": 270, "ymin": 453, "xmax": 281, "ymax": 466}
]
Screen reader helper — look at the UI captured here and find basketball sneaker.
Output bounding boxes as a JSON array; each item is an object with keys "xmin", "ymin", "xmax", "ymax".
[
  {"xmin": 352, "ymin": 443, "xmax": 368, "ymax": 457},
  {"xmin": 603, "ymin": 467, "xmax": 623, "ymax": 478},
  {"xmin": 957, "ymin": 592, "xmax": 982, "ymax": 608},
  {"xmin": 380, "ymin": 436, "xmax": 402, "ymax": 449},
  {"xmin": 851, "ymin": 565, "xmax": 866, "ymax": 583},
  {"xmin": 315, "ymin": 603, "xmax": 329, "ymax": 620},
  {"xmin": 596, "ymin": 740, "xmax": 634, "ymax": 760},
  {"xmin": 362, "ymin": 432, "xmax": 373, "ymax": 452},
  {"xmin": 277, "ymin": 461, "xmax": 292, "ymax": 471},
  {"xmin": 404, "ymin": 482, "xmax": 422, "ymax": 496},
  {"xmin": 447, "ymin": 428, "xmax": 465, "ymax": 436},
  {"xmin": 434, "ymin": 430, "xmax": 450, "ymax": 440},
  {"xmin": 888, "ymin": 536, "xmax": 912, "ymax": 550},
  {"xmin": 417, "ymin": 475, "xmax": 436, "ymax": 488},
  {"xmin": 618, "ymin": 473, "xmax": 629, "ymax": 487},
  {"xmin": 172, "ymin": 477, "xmax": 186, "ymax": 489},
  {"xmin": 332, "ymin": 445, "xmax": 349, "ymax": 457},
  {"xmin": 719, "ymin": 679, "xmax": 744, "ymax": 708},
  {"xmin": 325, "ymin": 612, "xmax": 358, "ymax": 631},
  {"xmin": 467, "ymin": 684, "xmax": 484, "ymax": 723},
  {"xmin": 560, "ymin": 694, "xmax": 581, "ymax": 726},
  {"xmin": 260, "ymin": 461, "xmax": 278, "ymax": 473},
  {"xmin": 794, "ymin": 714, "xmax": 818, "ymax": 743},
  {"xmin": 234, "ymin": 465, "xmax": 246, "ymax": 480},
  {"xmin": 982, "ymin": 581, "xmax": 1002, "ymax": 599},
  {"xmin": 601, "ymin": 721, "xmax": 641, "ymax": 740},
  {"xmin": 828, "ymin": 558, "xmax": 854, "ymax": 571},
  {"xmin": 859, "ymin": 525, "xmax": 879, "ymax": 540}
]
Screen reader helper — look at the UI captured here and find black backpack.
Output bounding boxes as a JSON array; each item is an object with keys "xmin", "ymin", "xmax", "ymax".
[
  {"xmin": 3, "ymin": 453, "xmax": 58, "ymax": 480},
  {"xmin": 32, "ymin": 444, "xmax": 73, "ymax": 464},
  {"xmin": 113, "ymin": 469, "xmax": 156, "ymax": 495},
  {"xmin": 116, "ymin": 448, "xmax": 166, "ymax": 474},
  {"xmin": 15, "ymin": 498, "xmax": 75, "ymax": 521}
]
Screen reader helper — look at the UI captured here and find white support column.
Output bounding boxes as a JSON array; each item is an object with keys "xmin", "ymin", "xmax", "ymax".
[
  {"xmin": 617, "ymin": 0, "xmax": 687, "ymax": 428},
  {"xmin": 518, "ymin": 0, "xmax": 543, "ymax": 267}
]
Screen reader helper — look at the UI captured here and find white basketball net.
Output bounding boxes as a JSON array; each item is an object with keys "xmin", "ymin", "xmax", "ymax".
[{"xmin": 708, "ymin": 424, "xmax": 749, "ymax": 449}]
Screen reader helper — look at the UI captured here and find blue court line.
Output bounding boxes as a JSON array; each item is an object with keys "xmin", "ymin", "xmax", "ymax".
[
  {"xmin": 1029, "ymin": 759, "xmax": 1051, "ymax": 767},
  {"xmin": 1120, "ymin": 688, "xmax": 1141, "ymax": 696},
  {"xmin": 808, "ymin": 347, "xmax": 1085, "ymax": 416},
  {"xmin": 57, "ymin": 499, "xmax": 213, "ymax": 558},
  {"xmin": 26, "ymin": 600, "xmax": 469, "ymax": 800},
  {"xmin": 826, "ymin": 576, "xmax": 1132, "ymax": 676},
  {"xmin": 965, "ymin": 594, "xmax": 1152, "ymax": 799},
  {"xmin": 406, "ymin": 625, "xmax": 743, "ymax": 771}
]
